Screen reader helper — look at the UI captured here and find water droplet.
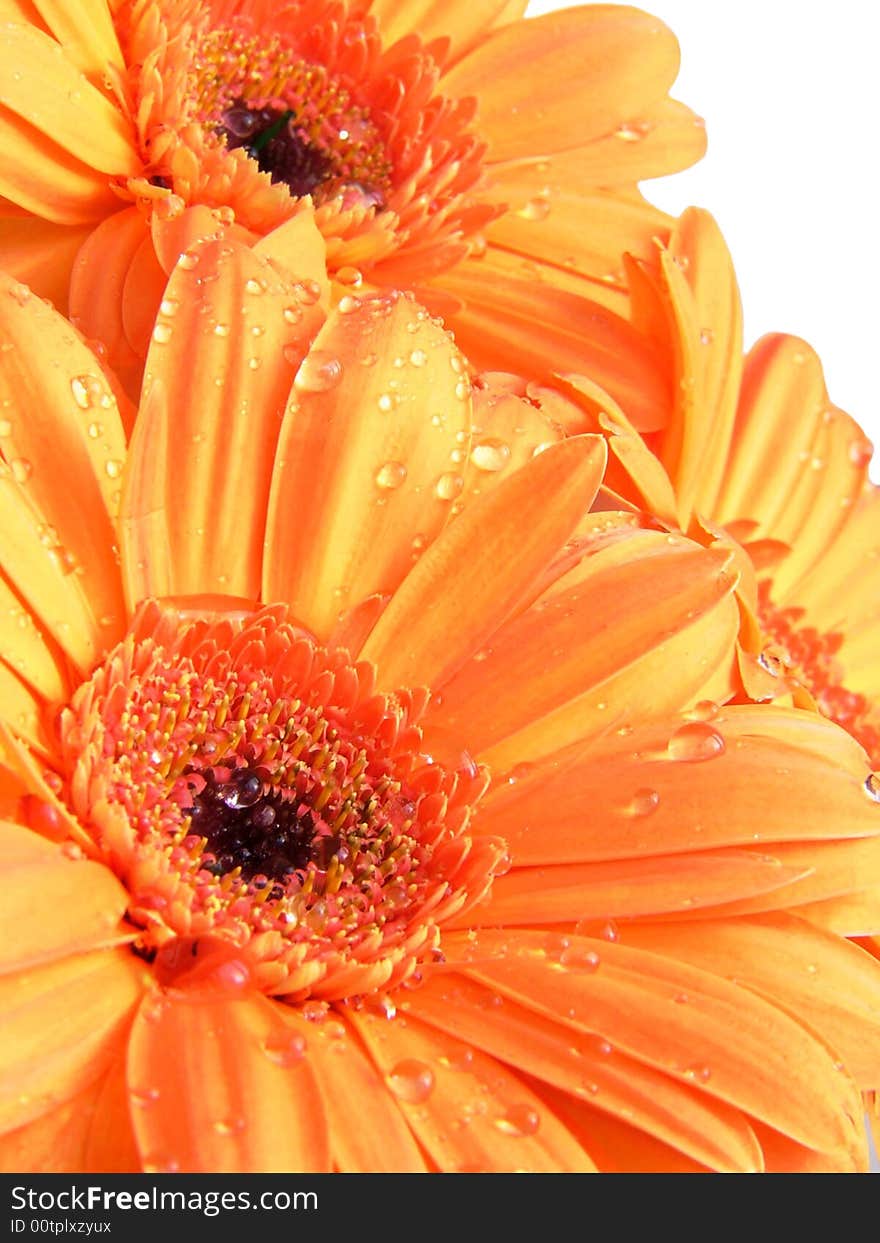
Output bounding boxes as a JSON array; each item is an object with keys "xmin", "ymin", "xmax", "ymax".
[
  {"xmin": 9, "ymin": 458, "xmax": 31, "ymax": 483},
  {"xmin": 387, "ymin": 1059, "xmax": 435, "ymax": 1104},
  {"xmin": 864, "ymin": 772, "xmax": 880, "ymax": 803},
  {"xmin": 337, "ymin": 294, "xmax": 360, "ymax": 315},
  {"xmin": 559, "ymin": 946, "xmax": 601, "ymax": 973},
  {"xmin": 687, "ymin": 699, "xmax": 720, "ymax": 722},
  {"xmin": 336, "ymin": 266, "xmax": 363, "ymax": 288},
  {"xmin": 470, "ymin": 438, "xmax": 511, "ymax": 473},
  {"xmin": 699, "ymin": 327, "xmax": 714, "ymax": 346},
  {"xmin": 516, "ymin": 197, "xmax": 551, "ymax": 222},
  {"xmin": 627, "ymin": 787, "xmax": 660, "ymax": 817},
  {"xmin": 104, "ymin": 459, "xmax": 123, "ymax": 479},
  {"xmin": 159, "ymin": 297, "xmax": 179, "ymax": 317},
  {"xmin": 87, "ymin": 421, "xmax": 104, "ymax": 439},
  {"xmin": 295, "ymin": 351, "xmax": 343, "ymax": 393},
  {"xmin": 244, "ymin": 278, "xmax": 264, "ymax": 295},
  {"xmin": 130, "ymin": 1086, "xmax": 161, "ymax": 1108},
  {"xmin": 283, "ymin": 305, "xmax": 303, "ymax": 325},
  {"xmin": 849, "ymin": 436, "xmax": 874, "ymax": 468},
  {"xmin": 615, "ymin": 120, "xmax": 649, "ymax": 142},
  {"xmin": 213, "ymin": 1117, "xmax": 246, "ymax": 1136},
  {"xmin": 409, "ymin": 348, "xmax": 428, "ymax": 367},
  {"xmin": 494, "ymin": 1104, "xmax": 541, "ymax": 1137},
  {"xmin": 667, "ymin": 721, "xmax": 725, "ymax": 762},
  {"xmin": 70, "ymin": 375, "xmax": 101, "ymax": 409},
  {"xmin": 683, "ymin": 1065, "xmax": 712, "ymax": 1084},
  {"xmin": 152, "ymin": 322, "xmax": 173, "ymax": 344},
  {"xmin": 177, "ymin": 251, "xmax": 200, "ymax": 271},
  {"xmin": 375, "ymin": 461, "xmax": 407, "ymax": 491},
  {"xmin": 435, "ymin": 472, "xmax": 464, "ymax": 501},
  {"xmin": 212, "ymin": 959, "xmax": 251, "ymax": 991},
  {"xmin": 212, "ymin": 322, "xmax": 230, "ymax": 337}
]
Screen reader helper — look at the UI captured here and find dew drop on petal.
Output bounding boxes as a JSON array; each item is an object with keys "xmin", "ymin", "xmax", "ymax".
[
  {"xmin": 213, "ymin": 1117, "xmax": 246, "ymax": 1136},
  {"xmin": 387, "ymin": 1059, "xmax": 435, "ymax": 1103},
  {"xmin": 494, "ymin": 1104, "xmax": 541, "ymax": 1137},
  {"xmin": 687, "ymin": 699, "xmax": 719, "ymax": 721},
  {"xmin": 559, "ymin": 946, "xmax": 601, "ymax": 973},
  {"xmin": 864, "ymin": 772, "xmax": 880, "ymax": 803},
  {"xmin": 667, "ymin": 721, "xmax": 725, "ymax": 762},
  {"xmin": 337, "ymin": 295, "xmax": 360, "ymax": 315},
  {"xmin": 212, "ymin": 959, "xmax": 251, "ymax": 991},
  {"xmin": 375, "ymin": 461, "xmax": 407, "ymax": 491},
  {"xmin": 627, "ymin": 787, "xmax": 660, "ymax": 817},
  {"xmin": 409, "ymin": 348, "xmax": 428, "ymax": 367},
  {"xmin": 130, "ymin": 1086, "xmax": 161, "ymax": 1108},
  {"xmin": 435, "ymin": 472, "xmax": 464, "ymax": 501},
  {"xmin": 9, "ymin": 458, "xmax": 31, "ymax": 483},
  {"xmin": 104, "ymin": 459, "xmax": 123, "ymax": 479},
  {"xmin": 849, "ymin": 436, "xmax": 874, "ymax": 468},
  {"xmin": 152, "ymin": 323, "xmax": 173, "ymax": 344},
  {"xmin": 516, "ymin": 197, "xmax": 550, "ymax": 222},
  {"xmin": 294, "ymin": 351, "xmax": 343, "ymax": 392},
  {"xmin": 470, "ymin": 439, "xmax": 511, "ymax": 473}
]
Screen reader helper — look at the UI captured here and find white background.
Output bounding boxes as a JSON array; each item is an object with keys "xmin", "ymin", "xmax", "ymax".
[{"xmin": 526, "ymin": 0, "xmax": 880, "ymax": 475}]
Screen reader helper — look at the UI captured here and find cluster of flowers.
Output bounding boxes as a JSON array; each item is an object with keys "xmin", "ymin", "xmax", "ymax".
[{"xmin": 0, "ymin": 0, "xmax": 878, "ymax": 1174}]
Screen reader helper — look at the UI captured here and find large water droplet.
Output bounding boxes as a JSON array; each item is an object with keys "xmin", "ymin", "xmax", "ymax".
[
  {"xmin": 667, "ymin": 721, "xmax": 725, "ymax": 762},
  {"xmin": 375, "ymin": 461, "xmax": 407, "ymax": 491},
  {"xmin": 295, "ymin": 351, "xmax": 343, "ymax": 393},
  {"xmin": 470, "ymin": 438, "xmax": 512, "ymax": 473},
  {"xmin": 387, "ymin": 1059, "xmax": 435, "ymax": 1103},
  {"xmin": 435, "ymin": 472, "xmax": 464, "ymax": 501},
  {"xmin": 152, "ymin": 322, "xmax": 173, "ymax": 344},
  {"xmin": 494, "ymin": 1104, "xmax": 541, "ymax": 1137}
]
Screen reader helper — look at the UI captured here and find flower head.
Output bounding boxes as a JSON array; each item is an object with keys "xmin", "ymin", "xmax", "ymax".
[
  {"xmin": 1, "ymin": 242, "xmax": 880, "ymax": 1173},
  {"xmin": 0, "ymin": 0, "xmax": 701, "ymax": 403}
]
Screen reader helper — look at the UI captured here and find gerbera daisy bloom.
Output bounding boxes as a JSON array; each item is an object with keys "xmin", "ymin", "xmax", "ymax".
[
  {"xmin": 0, "ymin": 0, "xmax": 700, "ymax": 411},
  {"xmin": 1, "ymin": 240, "xmax": 880, "ymax": 1174}
]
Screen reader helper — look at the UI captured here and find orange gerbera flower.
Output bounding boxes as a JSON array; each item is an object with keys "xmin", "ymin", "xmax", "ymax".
[
  {"xmin": 0, "ymin": 0, "xmax": 699, "ymax": 406},
  {"xmin": 2, "ymin": 240, "xmax": 880, "ymax": 1174}
]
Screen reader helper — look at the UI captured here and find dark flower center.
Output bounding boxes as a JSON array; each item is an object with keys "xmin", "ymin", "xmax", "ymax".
[{"xmin": 221, "ymin": 103, "xmax": 335, "ymax": 198}]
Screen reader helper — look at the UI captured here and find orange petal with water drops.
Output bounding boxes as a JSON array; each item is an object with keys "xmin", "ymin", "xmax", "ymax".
[
  {"xmin": 361, "ymin": 435, "xmax": 606, "ymax": 690},
  {"xmin": 0, "ymin": 23, "xmax": 136, "ymax": 172},
  {"xmin": 349, "ymin": 1006, "xmax": 595, "ymax": 1172},
  {"xmin": 127, "ymin": 991, "xmax": 329, "ymax": 1173},
  {"xmin": 458, "ymin": 929, "xmax": 865, "ymax": 1161},
  {"xmin": 0, "ymin": 822, "xmax": 130, "ymax": 974},
  {"xmin": 474, "ymin": 707, "xmax": 880, "ymax": 866},
  {"xmin": 488, "ymin": 96, "xmax": 706, "ymax": 191},
  {"xmin": 407, "ymin": 970, "xmax": 761, "ymax": 1172},
  {"xmin": 283, "ymin": 1009, "xmax": 427, "ymax": 1172},
  {"xmin": 121, "ymin": 237, "xmax": 323, "ymax": 603},
  {"xmin": 455, "ymin": 850, "xmax": 809, "ymax": 928},
  {"xmin": 622, "ymin": 915, "xmax": 880, "ymax": 1088},
  {"xmin": 486, "ymin": 189, "xmax": 669, "ymax": 296},
  {"xmin": 435, "ymin": 253, "xmax": 670, "ymax": 431},
  {"xmin": 263, "ymin": 292, "xmax": 474, "ymax": 639},
  {"xmin": 0, "ymin": 571, "xmax": 67, "ymax": 705},
  {"xmin": 254, "ymin": 210, "xmax": 330, "ymax": 311},
  {"xmin": 0, "ymin": 216, "xmax": 90, "ymax": 313},
  {"xmin": 424, "ymin": 536, "xmax": 737, "ymax": 761},
  {"xmin": 0, "ymin": 947, "xmax": 144, "ymax": 1136},
  {"xmin": 443, "ymin": 6, "xmax": 681, "ymax": 161}
]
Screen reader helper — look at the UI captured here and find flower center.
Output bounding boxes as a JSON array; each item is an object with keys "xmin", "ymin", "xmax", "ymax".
[
  {"xmin": 54, "ymin": 602, "xmax": 500, "ymax": 1000},
  {"xmin": 191, "ymin": 26, "xmax": 391, "ymax": 207},
  {"xmin": 758, "ymin": 581, "xmax": 880, "ymax": 766}
]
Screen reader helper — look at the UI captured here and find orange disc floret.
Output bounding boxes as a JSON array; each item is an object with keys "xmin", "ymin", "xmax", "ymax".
[{"xmin": 55, "ymin": 600, "xmax": 501, "ymax": 1000}]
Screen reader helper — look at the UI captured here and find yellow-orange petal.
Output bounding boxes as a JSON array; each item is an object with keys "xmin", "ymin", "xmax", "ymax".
[
  {"xmin": 435, "ymin": 254, "xmax": 670, "ymax": 431},
  {"xmin": 0, "ymin": 22, "xmax": 137, "ymax": 173},
  {"xmin": 283, "ymin": 1010, "xmax": 427, "ymax": 1172},
  {"xmin": 0, "ymin": 822, "xmax": 130, "ymax": 973},
  {"xmin": 120, "ymin": 236, "xmax": 323, "ymax": 605},
  {"xmin": 126, "ymin": 991, "xmax": 329, "ymax": 1173},
  {"xmin": 407, "ymin": 971, "xmax": 762, "ymax": 1172},
  {"xmin": 623, "ymin": 915, "xmax": 880, "ymax": 1088},
  {"xmin": 262, "ymin": 292, "xmax": 474, "ymax": 638},
  {"xmin": 0, "ymin": 271, "xmax": 128, "ymax": 670},
  {"xmin": 368, "ymin": 0, "xmax": 526, "ymax": 62},
  {"xmin": 443, "ymin": 6, "xmax": 681, "ymax": 161},
  {"xmin": 350, "ymin": 1006, "xmax": 595, "ymax": 1171},
  {"xmin": 0, "ymin": 947, "xmax": 144, "ymax": 1136},
  {"xmin": 424, "ymin": 534, "xmax": 737, "ymax": 762},
  {"xmin": 458, "ymin": 929, "xmax": 865, "ymax": 1161},
  {"xmin": 361, "ymin": 435, "xmax": 607, "ymax": 690},
  {"xmin": 474, "ymin": 707, "xmax": 880, "ymax": 866}
]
